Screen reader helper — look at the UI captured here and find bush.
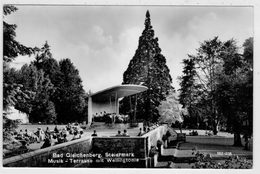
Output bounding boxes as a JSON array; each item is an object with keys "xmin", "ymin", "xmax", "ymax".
[
  {"xmin": 103, "ymin": 114, "xmax": 112, "ymax": 124},
  {"xmin": 93, "ymin": 116, "xmax": 104, "ymax": 122},
  {"xmin": 3, "ymin": 115, "xmax": 21, "ymax": 144},
  {"xmin": 193, "ymin": 152, "xmax": 253, "ymax": 169},
  {"xmin": 129, "ymin": 121, "xmax": 139, "ymax": 127},
  {"xmin": 80, "ymin": 125, "xmax": 87, "ymax": 129},
  {"xmin": 162, "ymin": 134, "xmax": 167, "ymax": 142},
  {"xmin": 115, "ymin": 115, "xmax": 124, "ymax": 123},
  {"xmin": 189, "ymin": 130, "xmax": 198, "ymax": 136},
  {"xmin": 166, "ymin": 130, "xmax": 171, "ymax": 137},
  {"xmin": 149, "ymin": 146, "xmax": 158, "ymax": 157}
]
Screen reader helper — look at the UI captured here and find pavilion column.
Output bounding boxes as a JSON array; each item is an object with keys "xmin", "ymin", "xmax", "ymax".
[
  {"xmin": 88, "ymin": 91, "xmax": 93, "ymax": 125},
  {"xmin": 115, "ymin": 92, "xmax": 119, "ymax": 116}
]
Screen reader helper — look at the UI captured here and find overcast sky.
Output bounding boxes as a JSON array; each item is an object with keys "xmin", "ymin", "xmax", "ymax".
[{"xmin": 6, "ymin": 5, "xmax": 253, "ymax": 93}]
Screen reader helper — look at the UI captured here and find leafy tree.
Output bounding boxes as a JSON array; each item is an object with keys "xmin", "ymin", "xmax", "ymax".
[
  {"xmin": 243, "ymin": 37, "xmax": 253, "ymax": 67},
  {"xmin": 180, "ymin": 37, "xmax": 253, "ymax": 145},
  {"xmin": 121, "ymin": 10, "xmax": 172, "ymax": 124},
  {"xmin": 179, "ymin": 58, "xmax": 196, "ymax": 108},
  {"xmin": 216, "ymin": 38, "xmax": 253, "ymax": 146},
  {"xmin": 184, "ymin": 37, "xmax": 225, "ymax": 135},
  {"xmin": 33, "ymin": 41, "xmax": 61, "ymax": 86},
  {"xmin": 3, "ymin": 5, "xmax": 35, "ymax": 110},
  {"xmin": 15, "ymin": 64, "xmax": 56, "ymax": 123},
  {"xmin": 15, "ymin": 42, "xmax": 87, "ymax": 124},
  {"xmin": 3, "ymin": 5, "xmax": 34, "ymax": 62},
  {"xmin": 3, "ymin": 5, "xmax": 35, "ymax": 141},
  {"xmin": 157, "ymin": 90, "xmax": 187, "ymax": 132},
  {"xmin": 178, "ymin": 58, "xmax": 205, "ymax": 128},
  {"xmin": 242, "ymin": 37, "xmax": 253, "ymax": 137},
  {"xmin": 54, "ymin": 58, "xmax": 87, "ymax": 123}
]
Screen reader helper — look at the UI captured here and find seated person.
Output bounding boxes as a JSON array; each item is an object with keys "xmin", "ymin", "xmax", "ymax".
[
  {"xmin": 122, "ymin": 129, "xmax": 129, "ymax": 136},
  {"xmin": 52, "ymin": 133, "xmax": 57, "ymax": 140},
  {"xmin": 54, "ymin": 125, "xmax": 59, "ymax": 134},
  {"xmin": 24, "ymin": 129, "xmax": 37, "ymax": 143},
  {"xmin": 18, "ymin": 140, "xmax": 29, "ymax": 153},
  {"xmin": 41, "ymin": 135, "xmax": 52, "ymax": 149},
  {"xmin": 63, "ymin": 134, "xmax": 68, "ymax": 142},
  {"xmin": 143, "ymin": 126, "xmax": 147, "ymax": 133},
  {"xmin": 91, "ymin": 130, "xmax": 97, "ymax": 137},
  {"xmin": 45, "ymin": 127, "xmax": 51, "ymax": 136},
  {"xmin": 69, "ymin": 129, "xmax": 74, "ymax": 135},
  {"xmin": 35, "ymin": 128, "xmax": 45, "ymax": 142},
  {"xmin": 24, "ymin": 129, "xmax": 32, "ymax": 137},
  {"xmin": 137, "ymin": 128, "xmax": 144, "ymax": 136},
  {"xmin": 72, "ymin": 131, "xmax": 80, "ymax": 140},
  {"xmin": 79, "ymin": 130, "xmax": 84, "ymax": 138},
  {"xmin": 115, "ymin": 130, "xmax": 122, "ymax": 136},
  {"xmin": 61, "ymin": 128, "xmax": 68, "ymax": 136},
  {"xmin": 56, "ymin": 134, "xmax": 63, "ymax": 144},
  {"xmin": 66, "ymin": 123, "xmax": 71, "ymax": 131},
  {"xmin": 16, "ymin": 130, "xmax": 24, "ymax": 140}
]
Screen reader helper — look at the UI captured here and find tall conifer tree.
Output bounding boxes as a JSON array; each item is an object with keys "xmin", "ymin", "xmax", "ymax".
[{"xmin": 121, "ymin": 10, "xmax": 172, "ymax": 123}]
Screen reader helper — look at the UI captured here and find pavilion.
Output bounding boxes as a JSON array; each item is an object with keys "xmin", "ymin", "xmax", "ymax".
[{"xmin": 87, "ymin": 84, "xmax": 148, "ymax": 125}]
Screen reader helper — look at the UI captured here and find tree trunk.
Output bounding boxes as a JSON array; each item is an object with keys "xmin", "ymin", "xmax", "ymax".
[
  {"xmin": 213, "ymin": 126, "xmax": 218, "ymax": 135},
  {"xmin": 233, "ymin": 132, "xmax": 242, "ymax": 146},
  {"xmin": 179, "ymin": 122, "xmax": 183, "ymax": 133},
  {"xmin": 212, "ymin": 119, "xmax": 218, "ymax": 135},
  {"xmin": 244, "ymin": 134, "xmax": 249, "ymax": 150}
]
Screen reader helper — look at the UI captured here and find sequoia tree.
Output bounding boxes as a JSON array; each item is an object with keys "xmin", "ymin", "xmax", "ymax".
[{"xmin": 121, "ymin": 11, "xmax": 172, "ymax": 123}]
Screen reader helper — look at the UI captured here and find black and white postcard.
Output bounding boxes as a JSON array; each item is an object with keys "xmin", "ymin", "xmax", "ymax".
[{"xmin": 1, "ymin": 0, "xmax": 258, "ymax": 173}]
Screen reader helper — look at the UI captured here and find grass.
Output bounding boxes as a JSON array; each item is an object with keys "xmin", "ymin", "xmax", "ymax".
[{"xmin": 177, "ymin": 135, "xmax": 252, "ymax": 159}]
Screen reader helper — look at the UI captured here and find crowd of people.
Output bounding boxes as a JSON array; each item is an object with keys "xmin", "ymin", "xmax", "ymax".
[
  {"xmin": 6, "ymin": 122, "xmax": 161, "ymax": 158},
  {"xmin": 10, "ymin": 123, "xmax": 86, "ymax": 152},
  {"xmin": 115, "ymin": 129, "xmax": 130, "ymax": 137},
  {"xmin": 137, "ymin": 124, "xmax": 160, "ymax": 136}
]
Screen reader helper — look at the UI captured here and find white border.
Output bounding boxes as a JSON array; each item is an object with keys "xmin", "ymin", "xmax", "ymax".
[{"xmin": 1, "ymin": 0, "xmax": 259, "ymax": 174}]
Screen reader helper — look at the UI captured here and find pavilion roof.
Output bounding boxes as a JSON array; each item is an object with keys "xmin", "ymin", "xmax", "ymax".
[{"xmin": 91, "ymin": 84, "xmax": 148, "ymax": 102}]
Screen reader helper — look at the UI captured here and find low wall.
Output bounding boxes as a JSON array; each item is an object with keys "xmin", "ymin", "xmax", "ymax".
[
  {"xmin": 90, "ymin": 122, "xmax": 143, "ymax": 131},
  {"xmin": 88, "ymin": 125, "xmax": 167, "ymax": 168},
  {"xmin": 90, "ymin": 136, "xmax": 148, "ymax": 167},
  {"xmin": 3, "ymin": 137, "xmax": 92, "ymax": 167},
  {"xmin": 3, "ymin": 125, "xmax": 167, "ymax": 168}
]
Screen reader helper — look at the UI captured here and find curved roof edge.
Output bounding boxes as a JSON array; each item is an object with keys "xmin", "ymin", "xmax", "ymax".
[{"xmin": 90, "ymin": 84, "xmax": 148, "ymax": 102}]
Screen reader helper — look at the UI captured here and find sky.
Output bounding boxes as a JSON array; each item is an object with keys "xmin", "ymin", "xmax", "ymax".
[{"xmin": 6, "ymin": 5, "xmax": 253, "ymax": 93}]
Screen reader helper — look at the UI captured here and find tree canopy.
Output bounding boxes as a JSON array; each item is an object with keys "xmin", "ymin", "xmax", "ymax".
[
  {"xmin": 121, "ymin": 10, "xmax": 173, "ymax": 124},
  {"xmin": 179, "ymin": 36, "xmax": 253, "ymax": 146},
  {"xmin": 3, "ymin": 5, "xmax": 88, "ymax": 125},
  {"xmin": 157, "ymin": 90, "xmax": 186, "ymax": 125},
  {"xmin": 3, "ymin": 5, "xmax": 36, "ymax": 142}
]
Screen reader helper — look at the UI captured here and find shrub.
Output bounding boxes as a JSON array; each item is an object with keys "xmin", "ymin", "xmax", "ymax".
[
  {"xmin": 189, "ymin": 130, "xmax": 198, "ymax": 136},
  {"xmin": 162, "ymin": 134, "xmax": 168, "ymax": 142},
  {"xmin": 193, "ymin": 152, "xmax": 253, "ymax": 169},
  {"xmin": 115, "ymin": 115, "xmax": 124, "ymax": 123},
  {"xmin": 103, "ymin": 114, "xmax": 112, "ymax": 124},
  {"xmin": 166, "ymin": 130, "xmax": 171, "ymax": 137},
  {"xmin": 80, "ymin": 125, "xmax": 87, "ymax": 129},
  {"xmin": 149, "ymin": 146, "xmax": 158, "ymax": 157}
]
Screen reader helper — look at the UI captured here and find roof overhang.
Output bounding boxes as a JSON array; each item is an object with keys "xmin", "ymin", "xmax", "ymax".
[{"xmin": 91, "ymin": 84, "xmax": 148, "ymax": 102}]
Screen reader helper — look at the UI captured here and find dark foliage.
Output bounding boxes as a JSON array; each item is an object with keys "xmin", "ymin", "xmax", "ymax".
[{"xmin": 121, "ymin": 10, "xmax": 172, "ymax": 123}]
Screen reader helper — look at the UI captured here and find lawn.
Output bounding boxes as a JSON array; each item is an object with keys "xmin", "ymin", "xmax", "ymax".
[{"xmin": 178, "ymin": 135, "xmax": 252, "ymax": 158}]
